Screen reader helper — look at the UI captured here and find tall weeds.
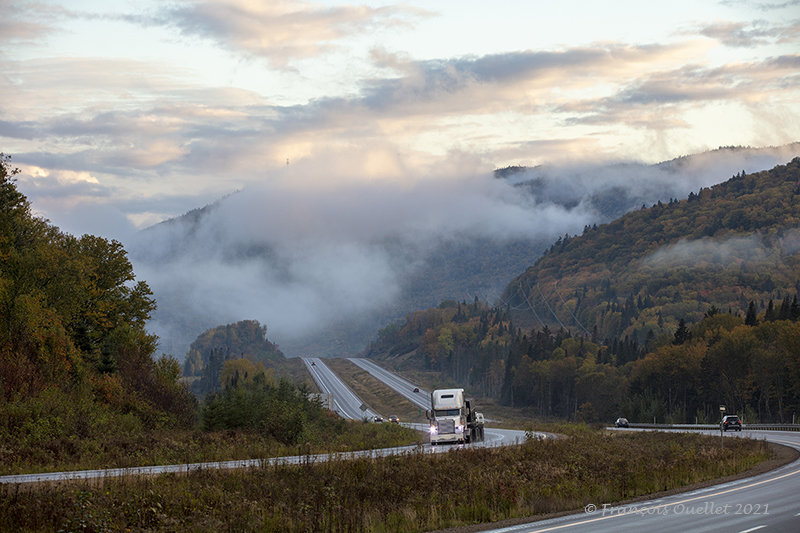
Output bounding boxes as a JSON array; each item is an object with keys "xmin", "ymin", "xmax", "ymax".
[{"xmin": 0, "ymin": 430, "xmax": 771, "ymax": 532}]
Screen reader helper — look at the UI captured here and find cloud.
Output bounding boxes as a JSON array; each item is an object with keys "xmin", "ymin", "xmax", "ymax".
[
  {"xmin": 641, "ymin": 230, "xmax": 800, "ymax": 270},
  {"xmin": 157, "ymin": 0, "xmax": 431, "ymax": 68},
  {"xmin": 0, "ymin": 2, "xmax": 63, "ymax": 46},
  {"xmin": 124, "ymin": 143, "xmax": 800, "ymax": 355},
  {"xmin": 558, "ymin": 53, "xmax": 800, "ymax": 132},
  {"xmin": 129, "ymin": 168, "xmax": 595, "ymax": 351},
  {"xmin": 643, "ymin": 225, "xmax": 800, "ymax": 271}
]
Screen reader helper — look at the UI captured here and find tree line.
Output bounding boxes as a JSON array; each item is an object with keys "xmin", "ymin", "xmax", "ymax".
[{"xmin": 366, "ymin": 295, "xmax": 800, "ymax": 424}]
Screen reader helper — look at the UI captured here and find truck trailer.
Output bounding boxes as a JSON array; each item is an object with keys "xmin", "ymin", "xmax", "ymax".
[{"xmin": 427, "ymin": 388, "xmax": 484, "ymax": 445}]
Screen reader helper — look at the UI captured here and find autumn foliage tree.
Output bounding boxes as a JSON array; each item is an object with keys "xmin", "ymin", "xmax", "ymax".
[{"xmin": 0, "ymin": 154, "xmax": 196, "ymax": 448}]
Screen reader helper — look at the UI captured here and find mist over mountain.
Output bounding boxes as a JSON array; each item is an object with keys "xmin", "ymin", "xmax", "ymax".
[{"xmin": 129, "ymin": 144, "xmax": 800, "ymax": 359}]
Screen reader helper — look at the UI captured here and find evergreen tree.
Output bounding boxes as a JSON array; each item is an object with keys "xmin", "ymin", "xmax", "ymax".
[
  {"xmin": 764, "ymin": 300, "xmax": 776, "ymax": 321},
  {"xmin": 673, "ymin": 318, "xmax": 690, "ymax": 345},
  {"xmin": 745, "ymin": 301, "xmax": 758, "ymax": 326}
]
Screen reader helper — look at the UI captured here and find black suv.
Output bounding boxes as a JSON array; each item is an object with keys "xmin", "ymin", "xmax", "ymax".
[{"xmin": 722, "ymin": 415, "xmax": 742, "ymax": 432}]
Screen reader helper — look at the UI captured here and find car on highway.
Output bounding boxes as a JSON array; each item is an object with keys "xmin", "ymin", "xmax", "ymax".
[
  {"xmin": 373, "ymin": 416, "xmax": 384, "ymax": 423},
  {"xmin": 388, "ymin": 415, "xmax": 400, "ymax": 423},
  {"xmin": 615, "ymin": 417, "xmax": 629, "ymax": 428},
  {"xmin": 310, "ymin": 361, "xmax": 316, "ymax": 366},
  {"xmin": 722, "ymin": 415, "xmax": 742, "ymax": 431},
  {"xmin": 413, "ymin": 387, "xmax": 420, "ymax": 393}
]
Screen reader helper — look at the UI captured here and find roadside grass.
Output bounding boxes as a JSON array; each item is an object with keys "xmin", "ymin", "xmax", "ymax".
[
  {"xmin": 0, "ymin": 429, "xmax": 773, "ymax": 532},
  {"xmin": 0, "ymin": 421, "xmax": 420, "ymax": 477}
]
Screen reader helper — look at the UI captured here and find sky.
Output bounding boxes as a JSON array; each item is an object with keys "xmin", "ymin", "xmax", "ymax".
[
  {"xmin": 3, "ymin": 1, "xmax": 800, "ymax": 355},
  {"xmin": 2, "ymin": 0, "xmax": 799, "ymax": 242}
]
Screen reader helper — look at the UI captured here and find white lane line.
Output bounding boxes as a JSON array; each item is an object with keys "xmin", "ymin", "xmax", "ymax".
[{"xmin": 738, "ymin": 527, "xmax": 765, "ymax": 533}]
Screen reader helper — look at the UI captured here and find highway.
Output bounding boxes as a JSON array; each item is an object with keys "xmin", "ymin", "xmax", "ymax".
[
  {"xmin": 480, "ymin": 429, "xmax": 800, "ymax": 533},
  {"xmin": 302, "ymin": 357, "xmax": 379, "ymax": 420},
  {"xmin": 4, "ymin": 357, "xmax": 798, "ymax": 533},
  {"xmin": 347, "ymin": 357, "xmax": 430, "ymax": 410}
]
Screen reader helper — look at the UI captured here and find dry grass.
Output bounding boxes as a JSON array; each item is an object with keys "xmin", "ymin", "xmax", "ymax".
[{"xmin": 0, "ymin": 430, "xmax": 774, "ymax": 533}]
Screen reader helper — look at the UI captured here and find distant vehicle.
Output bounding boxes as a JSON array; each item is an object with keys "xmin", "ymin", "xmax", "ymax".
[
  {"xmin": 373, "ymin": 416, "xmax": 384, "ymax": 423},
  {"xmin": 722, "ymin": 415, "xmax": 742, "ymax": 431},
  {"xmin": 615, "ymin": 417, "xmax": 629, "ymax": 428},
  {"xmin": 413, "ymin": 387, "xmax": 420, "ymax": 393},
  {"xmin": 310, "ymin": 361, "xmax": 316, "ymax": 366},
  {"xmin": 388, "ymin": 415, "xmax": 400, "ymax": 423}
]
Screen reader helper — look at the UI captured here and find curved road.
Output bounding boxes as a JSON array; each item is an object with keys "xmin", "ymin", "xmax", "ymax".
[
  {"xmin": 481, "ymin": 429, "xmax": 800, "ymax": 533},
  {"xmin": 4, "ymin": 358, "xmax": 798, "ymax": 533}
]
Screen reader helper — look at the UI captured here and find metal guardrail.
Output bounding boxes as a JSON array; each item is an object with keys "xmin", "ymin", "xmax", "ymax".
[{"xmin": 625, "ymin": 423, "xmax": 800, "ymax": 432}]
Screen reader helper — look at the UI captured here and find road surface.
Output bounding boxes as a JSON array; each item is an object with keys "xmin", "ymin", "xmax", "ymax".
[
  {"xmin": 302, "ymin": 357, "xmax": 379, "ymax": 420},
  {"xmin": 480, "ymin": 429, "xmax": 800, "ymax": 533},
  {"xmin": 347, "ymin": 357, "xmax": 429, "ymax": 409}
]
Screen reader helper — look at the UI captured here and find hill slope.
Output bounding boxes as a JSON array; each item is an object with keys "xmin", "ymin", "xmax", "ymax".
[
  {"xmin": 502, "ymin": 157, "xmax": 800, "ymax": 342},
  {"xmin": 364, "ymin": 158, "xmax": 800, "ymax": 423}
]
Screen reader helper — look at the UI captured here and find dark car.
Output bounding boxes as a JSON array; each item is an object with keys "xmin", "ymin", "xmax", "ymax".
[
  {"xmin": 722, "ymin": 415, "xmax": 742, "ymax": 431},
  {"xmin": 615, "ymin": 417, "xmax": 629, "ymax": 428},
  {"xmin": 373, "ymin": 416, "xmax": 384, "ymax": 423},
  {"xmin": 388, "ymin": 415, "xmax": 400, "ymax": 423},
  {"xmin": 413, "ymin": 387, "xmax": 420, "ymax": 393}
]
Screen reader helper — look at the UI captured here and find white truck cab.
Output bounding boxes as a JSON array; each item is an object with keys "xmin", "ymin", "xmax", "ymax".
[{"xmin": 428, "ymin": 388, "xmax": 483, "ymax": 445}]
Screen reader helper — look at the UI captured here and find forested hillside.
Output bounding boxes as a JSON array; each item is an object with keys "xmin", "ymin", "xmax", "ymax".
[
  {"xmin": 366, "ymin": 158, "xmax": 800, "ymax": 424},
  {"xmin": 0, "ymin": 154, "xmax": 196, "ymax": 449},
  {"xmin": 504, "ymin": 157, "xmax": 800, "ymax": 341},
  {"xmin": 182, "ymin": 319, "xmax": 287, "ymax": 396}
]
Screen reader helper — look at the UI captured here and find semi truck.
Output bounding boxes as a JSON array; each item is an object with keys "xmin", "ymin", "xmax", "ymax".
[{"xmin": 427, "ymin": 388, "xmax": 484, "ymax": 445}]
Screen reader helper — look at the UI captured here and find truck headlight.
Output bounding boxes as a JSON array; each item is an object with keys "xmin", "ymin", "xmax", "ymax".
[
  {"xmin": 429, "ymin": 425, "xmax": 437, "ymax": 435},
  {"xmin": 456, "ymin": 425, "xmax": 464, "ymax": 433}
]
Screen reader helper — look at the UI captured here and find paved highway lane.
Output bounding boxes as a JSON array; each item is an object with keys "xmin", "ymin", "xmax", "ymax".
[
  {"xmin": 481, "ymin": 429, "xmax": 800, "ymax": 533},
  {"xmin": 347, "ymin": 357, "xmax": 429, "ymax": 409},
  {"xmin": 303, "ymin": 357, "xmax": 379, "ymax": 420}
]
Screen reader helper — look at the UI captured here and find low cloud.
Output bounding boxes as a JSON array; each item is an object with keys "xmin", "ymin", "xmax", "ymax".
[
  {"xmin": 129, "ymin": 168, "xmax": 595, "ymax": 352},
  {"xmin": 126, "ymin": 145, "xmax": 800, "ymax": 355},
  {"xmin": 643, "ymin": 229, "xmax": 800, "ymax": 269}
]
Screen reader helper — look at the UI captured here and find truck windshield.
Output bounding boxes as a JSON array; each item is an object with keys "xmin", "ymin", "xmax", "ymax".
[{"xmin": 434, "ymin": 409, "xmax": 460, "ymax": 417}]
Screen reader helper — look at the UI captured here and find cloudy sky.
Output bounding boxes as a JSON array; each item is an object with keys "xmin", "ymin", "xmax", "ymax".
[{"xmin": 2, "ymin": 0, "xmax": 799, "ymax": 242}]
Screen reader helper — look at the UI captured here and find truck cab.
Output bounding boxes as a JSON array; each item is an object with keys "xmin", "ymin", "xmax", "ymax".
[{"xmin": 428, "ymin": 389, "xmax": 483, "ymax": 445}]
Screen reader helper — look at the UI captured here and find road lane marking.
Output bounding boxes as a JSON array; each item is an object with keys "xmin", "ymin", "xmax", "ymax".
[
  {"xmin": 491, "ymin": 456, "xmax": 800, "ymax": 532},
  {"xmin": 738, "ymin": 527, "xmax": 765, "ymax": 533}
]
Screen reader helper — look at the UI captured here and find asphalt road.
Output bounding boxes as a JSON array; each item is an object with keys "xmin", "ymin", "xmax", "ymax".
[
  {"xmin": 302, "ymin": 357, "xmax": 379, "ymax": 420},
  {"xmin": 347, "ymin": 357, "xmax": 430, "ymax": 409},
  {"xmin": 6, "ymin": 357, "xmax": 795, "ymax": 533},
  {"xmin": 480, "ymin": 429, "xmax": 800, "ymax": 533}
]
